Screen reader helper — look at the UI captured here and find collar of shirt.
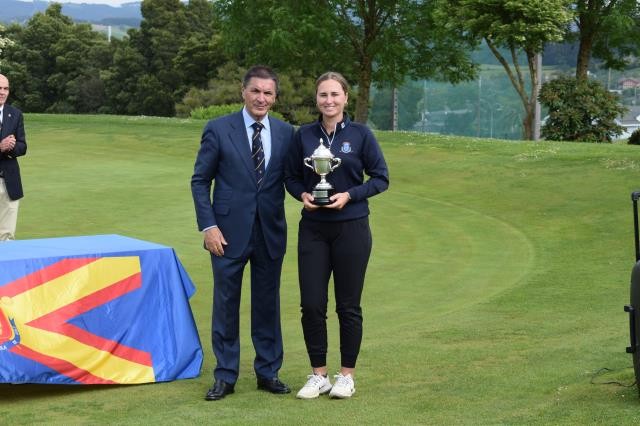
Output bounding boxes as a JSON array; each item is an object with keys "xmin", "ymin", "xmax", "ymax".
[{"xmin": 242, "ymin": 107, "xmax": 272, "ymax": 168}]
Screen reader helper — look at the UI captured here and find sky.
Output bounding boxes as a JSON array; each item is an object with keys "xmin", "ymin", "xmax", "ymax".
[{"xmin": 37, "ymin": 0, "xmax": 139, "ymax": 5}]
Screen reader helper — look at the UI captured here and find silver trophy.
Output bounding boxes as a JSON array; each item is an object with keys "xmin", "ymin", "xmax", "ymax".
[{"xmin": 303, "ymin": 139, "xmax": 342, "ymax": 205}]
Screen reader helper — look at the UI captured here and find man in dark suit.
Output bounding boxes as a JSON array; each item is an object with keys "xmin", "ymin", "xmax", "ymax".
[
  {"xmin": 0, "ymin": 74, "xmax": 27, "ymax": 241},
  {"xmin": 191, "ymin": 66, "xmax": 294, "ymax": 401}
]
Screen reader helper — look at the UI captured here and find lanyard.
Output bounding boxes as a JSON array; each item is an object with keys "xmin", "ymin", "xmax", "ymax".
[{"xmin": 320, "ymin": 122, "xmax": 337, "ymax": 149}]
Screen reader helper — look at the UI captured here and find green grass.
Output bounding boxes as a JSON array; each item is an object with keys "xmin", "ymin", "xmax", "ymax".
[{"xmin": 1, "ymin": 114, "xmax": 640, "ymax": 424}]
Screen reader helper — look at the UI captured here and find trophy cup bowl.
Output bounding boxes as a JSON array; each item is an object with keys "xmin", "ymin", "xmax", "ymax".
[{"xmin": 303, "ymin": 139, "xmax": 341, "ymax": 205}]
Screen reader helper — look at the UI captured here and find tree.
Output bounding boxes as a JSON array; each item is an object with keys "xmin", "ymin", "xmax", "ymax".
[
  {"xmin": 47, "ymin": 23, "xmax": 111, "ymax": 113},
  {"xmin": 571, "ymin": 0, "xmax": 640, "ymax": 81},
  {"xmin": 105, "ymin": 0, "xmax": 224, "ymax": 116},
  {"xmin": 3, "ymin": 4, "xmax": 75, "ymax": 111},
  {"xmin": 445, "ymin": 0, "xmax": 573, "ymax": 140},
  {"xmin": 133, "ymin": 0, "xmax": 190, "ymax": 115},
  {"xmin": 628, "ymin": 128, "xmax": 640, "ymax": 145},
  {"xmin": 173, "ymin": 35, "xmax": 226, "ymax": 90},
  {"xmin": 2, "ymin": 4, "xmax": 110, "ymax": 113},
  {"xmin": 539, "ymin": 75, "xmax": 626, "ymax": 142},
  {"xmin": 102, "ymin": 40, "xmax": 148, "ymax": 115},
  {"xmin": 0, "ymin": 25, "xmax": 14, "ymax": 72},
  {"xmin": 216, "ymin": 0, "xmax": 477, "ymax": 123},
  {"xmin": 176, "ymin": 62, "xmax": 317, "ymax": 125},
  {"xmin": 175, "ymin": 61, "xmax": 246, "ymax": 117}
]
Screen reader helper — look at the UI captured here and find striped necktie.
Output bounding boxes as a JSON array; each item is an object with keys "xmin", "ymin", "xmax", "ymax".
[{"xmin": 251, "ymin": 122, "xmax": 265, "ymax": 185}]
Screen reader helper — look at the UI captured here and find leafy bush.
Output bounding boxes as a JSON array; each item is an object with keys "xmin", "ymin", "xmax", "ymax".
[
  {"xmin": 190, "ymin": 103, "xmax": 243, "ymax": 120},
  {"xmin": 177, "ymin": 62, "xmax": 313, "ymax": 124},
  {"xmin": 629, "ymin": 128, "xmax": 640, "ymax": 145},
  {"xmin": 190, "ymin": 103, "xmax": 286, "ymax": 122},
  {"xmin": 176, "ymin": 62, "xmax": 247, "ymax": 118},
  {"xmin": 539, "ymin": 75, "xmax": 627, "ymax": 142}
]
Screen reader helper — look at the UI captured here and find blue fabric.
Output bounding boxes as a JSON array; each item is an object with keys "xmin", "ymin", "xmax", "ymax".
[{"xmin": 0, "ymin": 234, "xmax": 203, "ymax": 384}]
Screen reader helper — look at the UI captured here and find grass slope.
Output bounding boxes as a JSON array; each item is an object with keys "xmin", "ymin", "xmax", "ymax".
[{"xmin": 1, "ymin": 114, "xmax": 639, "ymax": 424}]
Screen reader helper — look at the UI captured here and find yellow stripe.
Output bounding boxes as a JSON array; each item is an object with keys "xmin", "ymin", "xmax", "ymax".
[
  {"xmin": 5, "ymin": 257, "xmax": 140, "ymax": 323},
  {"xmin": 20, "ymin": 327, "xmax": 155, "ymax": 383}
]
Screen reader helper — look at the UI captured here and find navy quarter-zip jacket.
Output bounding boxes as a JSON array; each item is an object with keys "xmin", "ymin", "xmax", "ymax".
[{"xmin": 284, "ymin": 115, "xmax": 389, "ymax": 222}]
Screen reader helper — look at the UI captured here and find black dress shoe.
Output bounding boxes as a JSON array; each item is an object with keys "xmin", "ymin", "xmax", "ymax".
[
  {"xmin": 256, "ymin": 377, "xmax": 291, "ymax": 394},
  {"xmin": 205, "ymin": 380, "xmax": 235, "ymax": 401}
]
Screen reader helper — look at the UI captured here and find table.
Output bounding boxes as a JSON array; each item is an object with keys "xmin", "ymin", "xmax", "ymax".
[{"xmin": 0, "ymin": 235, "xmax": 203, "ymax": 384}]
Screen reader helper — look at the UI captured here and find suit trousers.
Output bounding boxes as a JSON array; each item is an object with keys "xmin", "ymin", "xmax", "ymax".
[
  {"xmin": 298, "ymin": 216, "xmax": 372, "ymax": 369},
  {"xmin": 210, "ymin": 217, "xmax": 284, "ymax": 384},
  {"xmin": 0, "ymin": 178, "xmax": 18, "ymax": 241}
]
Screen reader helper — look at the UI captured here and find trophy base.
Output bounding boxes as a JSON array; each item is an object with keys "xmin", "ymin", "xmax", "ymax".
[{"xmin": 311, "ymin": 188, "xmax": 332, "ymax": 205}]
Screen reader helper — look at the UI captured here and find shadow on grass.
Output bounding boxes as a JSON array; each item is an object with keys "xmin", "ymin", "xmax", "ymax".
[{"xmin": 0, "ymin": 382, "xmax": 153, "ymax": 402}]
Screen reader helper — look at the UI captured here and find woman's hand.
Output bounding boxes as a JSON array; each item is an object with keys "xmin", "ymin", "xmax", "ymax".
[
  {"xmin": 301, "ymin": 192, "xmax": 320, "ymax": 211},
  {"xmin": 325, "ymin": 192, "xmax": 350, "ymax": 210}
]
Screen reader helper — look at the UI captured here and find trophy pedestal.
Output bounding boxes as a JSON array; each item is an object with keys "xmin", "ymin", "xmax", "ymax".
[{"xmin": 311, "ymin": 188, "xmax": 333, "ymax": 205}]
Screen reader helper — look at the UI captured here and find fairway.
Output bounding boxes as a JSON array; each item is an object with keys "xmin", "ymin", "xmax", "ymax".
[{"xmin": 1, "ymin": 114, "xmax": 639, "ymax": 424}]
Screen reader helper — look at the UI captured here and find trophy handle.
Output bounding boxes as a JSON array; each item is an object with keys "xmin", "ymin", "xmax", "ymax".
[
  {"xmin": 303, "ymin": 157, "xmax": 315, "ymax": 171},
  {"xmin": 330, "ymin": 157, "xmax": 341, "ymax": 172}
]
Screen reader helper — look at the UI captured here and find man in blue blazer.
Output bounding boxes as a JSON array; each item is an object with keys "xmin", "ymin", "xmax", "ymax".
[
  {"xmin": 191, "ymin": 66, "xmax": 294, "ymax": 401},
  {"xmin": 0, "ymin": 74, "xmax": 27, "ymax": 241}
]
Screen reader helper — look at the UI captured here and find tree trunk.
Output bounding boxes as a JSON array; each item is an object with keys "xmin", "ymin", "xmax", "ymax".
[
  {"xmin": 575, "ymin": 2, "xmax": 601, "ymax": 82},
  {"xmin": 522, "ymin": 105, "xmax": 534, "ymax": 140},
  {"xmin": 354, "ymin": 59, "xmax": 372, "ymax": 124},
  {"xmin": 576, "ymin": 31, "xmax": 594, "ymax": 81},
  {"xmin": 486, "ymin": 39, "xmax": 536, "ymax": 140},
  {"xmin": 524, "ymin": 51, "xmax": 540, "ymax": 141}
]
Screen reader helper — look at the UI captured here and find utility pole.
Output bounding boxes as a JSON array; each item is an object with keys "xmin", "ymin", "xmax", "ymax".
[
  {"xmin": 533, "ymin": 53, "xmax": 542, "ymax": 141},
  {"xmin": 392, "ymin": 86, "xmax": 398, "ymax": 131},
  {"xmin": 422, "ymin": 80, "xmax": 427, "ymax": 132},
  {"xmin": 476, "ymin": 75, "xmax": 482, "ymax": 137}
]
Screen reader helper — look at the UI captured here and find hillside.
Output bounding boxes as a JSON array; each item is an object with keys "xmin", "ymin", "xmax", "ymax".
[{"xmin": 1, "ymin": 0, "xmax": 141, "ymax": 26}]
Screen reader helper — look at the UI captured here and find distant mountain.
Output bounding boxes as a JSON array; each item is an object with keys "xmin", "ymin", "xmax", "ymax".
[{"xmin": 1, "ymin": 0, "xmax": 142, "ymax": 26}]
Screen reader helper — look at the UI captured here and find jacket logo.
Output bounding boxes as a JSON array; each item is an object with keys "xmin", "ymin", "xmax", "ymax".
[{"xmin": 340, "ymin": 142, "xmax": 352, "ymax": 153}]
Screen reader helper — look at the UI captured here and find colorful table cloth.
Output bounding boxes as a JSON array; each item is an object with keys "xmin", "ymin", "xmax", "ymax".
[{"xmin": 0, "ymin": 235, "xmax": 202, "ymax": 384}]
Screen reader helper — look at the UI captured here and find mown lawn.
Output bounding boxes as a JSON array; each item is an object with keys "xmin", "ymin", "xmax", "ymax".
[{"xmin": 1, "ymin": 114, "xmax": 639, "ymax": 424}]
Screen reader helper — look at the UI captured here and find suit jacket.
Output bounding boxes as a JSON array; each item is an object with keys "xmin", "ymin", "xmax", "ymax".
[
  {"xmin": 0, "ymin": 104, "xmax": 27, "ymax": 200},
  {"xmin": 191, "ymin": 111, "xmax": 294, "ymax": 260}
]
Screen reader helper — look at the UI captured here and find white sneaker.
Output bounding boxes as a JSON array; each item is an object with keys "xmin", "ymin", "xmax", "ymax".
[
  {"xmin": 296, "ymin": 374, "xmax": 332, "ymax": 399},
  {"xmin": 329, "ymin": 373, "xmax": 355, "ymax": 399}
]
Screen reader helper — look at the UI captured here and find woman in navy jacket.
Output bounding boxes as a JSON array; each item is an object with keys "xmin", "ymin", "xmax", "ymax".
[{"xmin": 285, "ymin": 71, "xmax": 389, "ymax": 399}]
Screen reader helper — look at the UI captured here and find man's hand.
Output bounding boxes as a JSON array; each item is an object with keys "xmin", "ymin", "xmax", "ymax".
[
  {"xmin": 0, "ymin": 135, "xmax": 16, "ymax": 153},
  {"xmin": 204, "ymin": 227, "xmax": 227, "ymax": 257}
]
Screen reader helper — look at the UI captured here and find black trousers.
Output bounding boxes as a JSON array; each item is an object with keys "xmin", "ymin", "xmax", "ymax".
[{"xmin": 298, "ymin": 216, "xmax": 372, "ymax": 369}]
